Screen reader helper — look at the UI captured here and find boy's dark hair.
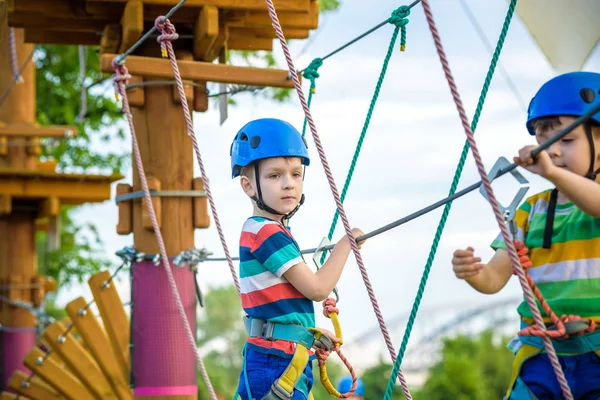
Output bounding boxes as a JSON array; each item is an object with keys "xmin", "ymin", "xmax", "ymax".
[{"xmin": 531, "ymin": 116, "xmax": 600, "ymax": 137}]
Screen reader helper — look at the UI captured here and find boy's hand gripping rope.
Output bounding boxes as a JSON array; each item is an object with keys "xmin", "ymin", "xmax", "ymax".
[
  {"xmin": 418, "ymin": 1, "xmax": 572, "ymax": 398},
  {"xmin": 514, "ymin": 241, "xmax": 596, "ymax": 339},
  {"xmin": 313, "ymin": 298, "xmax": 358, "ymax": 398},
  {"xmin": 262, "ymin": 0, "xmax": 413, "ymax": 397},
  {"xmin": 111, "ymin": 57, "xmax": 218, "ymax": 400},
  {"xmin": 154, "ymin": 17, "xmax": 241, "ymax": 296}
]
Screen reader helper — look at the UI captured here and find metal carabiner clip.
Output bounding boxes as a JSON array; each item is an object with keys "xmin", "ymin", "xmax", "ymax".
[{"xmin": 312, "ymin": 237, "xmax": 340, "ymax": 303}]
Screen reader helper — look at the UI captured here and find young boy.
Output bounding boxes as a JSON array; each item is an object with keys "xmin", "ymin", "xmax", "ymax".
[
  {"xmin": 451, "ymin": 71, "xmax": 600, "ymax": 399},
  {"xmin": 231, "ymin": 118, "xmax": 365, "ymax": 399}
]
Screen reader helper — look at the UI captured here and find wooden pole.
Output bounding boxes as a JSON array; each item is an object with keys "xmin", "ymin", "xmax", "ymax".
[
  {"xmin": 129, "ymin": 45, "xmax": 197, "ymax": 400},
  {"xmin": 0, "ymin": 5, "xmax": 38, "ymax": 390}
]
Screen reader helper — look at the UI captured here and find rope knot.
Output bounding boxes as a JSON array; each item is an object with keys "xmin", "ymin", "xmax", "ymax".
[
  {"xmin": 111, "ymin": 58, "xmax": 131, "ymax": 100},
  {"xmin": 303, "ymin": 57, "xmax": 323, "ymax": 82},
  {"xmin": 322, "ymin": 297, "xmax": 339, "ymax": 318},
  {"xmin": 155, "ymin": 16, "xmax": 179, "ymax": 58},
  {"xmin": 388, "ymin": 6, "xmax": 410, "ymax": 51}
]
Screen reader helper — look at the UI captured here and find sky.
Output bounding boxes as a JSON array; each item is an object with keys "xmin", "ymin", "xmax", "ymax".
[{"xmin": 55, "ymin": 0, "xmax": 600, "ymax": 373}]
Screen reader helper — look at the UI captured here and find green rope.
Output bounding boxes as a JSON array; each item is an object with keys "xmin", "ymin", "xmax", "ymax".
[
  {"xmin": 320, "ymin": 6, "xmax": 410, "ymax": 265},
  {"xmin": 384, "ymin": 1, "xmax": 518, "ymax": 397},
  {"xmin": 302, "ymin": 58, "xmax": 323, "ymax": 137}
]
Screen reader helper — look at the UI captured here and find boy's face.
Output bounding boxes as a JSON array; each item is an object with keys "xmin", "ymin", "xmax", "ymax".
[
  {"xmin": 242, "ymin": 157, "xmax": 304, "ymax": 215},
  {"xmin": 535, "ymin": 116, "xmax": 600, "ymax": 178}
]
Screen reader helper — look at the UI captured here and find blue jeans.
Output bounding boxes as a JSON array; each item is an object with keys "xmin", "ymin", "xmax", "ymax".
[
  {"xmin": 518, "ymin": 352, "xmax": 600, "ymax": 399},
  {"xmin": 236, "ymin": 345, "xmax": 314, "ymax": 400}
]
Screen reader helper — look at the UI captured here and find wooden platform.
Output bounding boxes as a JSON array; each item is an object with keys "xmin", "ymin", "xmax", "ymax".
[{"xmin": 6, "ymin": 0, "xmax": 320, "ymax": 60}]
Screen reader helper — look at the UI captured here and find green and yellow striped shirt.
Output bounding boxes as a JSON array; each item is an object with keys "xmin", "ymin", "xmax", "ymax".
[{"xmin": 491, "ymin": 189, "xmax": 600, "ymax": 323}]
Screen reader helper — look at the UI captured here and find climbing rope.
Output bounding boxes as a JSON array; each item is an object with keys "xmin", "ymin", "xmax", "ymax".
[
  {"xmin": 8, "ymin": 28, "xmax": 23, "ymax": 83},
  {"xmin": 322, "ymin": 6, "xmax": 410, "ymax": 265},
  {"xmin": 417, "ymin": 1, "xmax": 572, "ymax": 398},
  {"xmin": 262, "ymin": 0, "xmax": 412, "ymax": 398},
  {"xmin": 111, "ymin": 58, "xmax": 218, "ymax": 400},
  {"xmin": 76, "ymin": 46, "xmax": 88, "ymax": 122},
  {"xmin": 154, "ymin": 16, "xmax": 241, "ymax": 296},
  {"xmin": 385, "ymin": 1, "xmax": 518, "ymax": 394},
  {"xmin": 514, "ymin": 241, "xmax": 596, "ymax": 338},
  {"xmin": 301, "ymin": 57, "xmax": 322, "ymax": 137}
]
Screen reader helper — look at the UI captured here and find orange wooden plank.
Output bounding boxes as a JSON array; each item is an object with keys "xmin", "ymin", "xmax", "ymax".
[
  {"xmin": 23, "ymin": 347, "xmax": 95, "ymax": 400},
  {"xmin": 23, "ymin": 30, "xmax": 99, "ymax": 46},
  {"xmin": 193, "ymin": 5, "xmax": 219, "ymax": 60},
  {"xmin": 86, "ymin": 0, "xmax": 311, "ymax": 12},
  {"xmin": 100, "ymin": 54, "xmax": 297, "ymax": 88},
  {"xmin": 88, "ymin": 271, "xmax": 130, "ymax": 381},
  {"xmin": 66, "ymin": 297, "xmax": 132, "ymax": 400},
  {"xmin": 8, "ymin": 370, "xmax": 65, "ymax": 400},
  {"xmin": 0, "ymin": 124, "xmax": 76, "ymax": 138},
  {"xmin": 119, "ymin": 0, "xmax": 144, "ymax": 53}
]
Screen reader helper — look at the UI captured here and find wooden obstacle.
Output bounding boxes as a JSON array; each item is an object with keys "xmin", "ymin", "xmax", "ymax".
[{"xmin": 1, "ymin": 270, "xmax": 134, "ymax": 400}]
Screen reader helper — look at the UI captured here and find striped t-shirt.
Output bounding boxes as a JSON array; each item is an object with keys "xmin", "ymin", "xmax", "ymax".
[
  {"xmin": 491, "ymin": 189, "xmax": 600, "ymax": 323},
  {"xmin": 239, "ymin": 216, "xmax": 315, "ymax": 357}
]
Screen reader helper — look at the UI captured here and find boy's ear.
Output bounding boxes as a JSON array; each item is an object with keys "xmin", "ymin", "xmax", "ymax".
[{"xmin": 240, "ymin": 175, "xmax": 256, "ymax": 198}]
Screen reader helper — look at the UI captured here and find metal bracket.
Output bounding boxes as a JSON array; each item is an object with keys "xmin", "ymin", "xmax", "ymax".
[
  {"xmin": 479, "ymin": 156, "xmax": 529, "ymax": 224},
  {"xmin": 312, "ymin": 237, "xmax": 340, "ymax": 303}
]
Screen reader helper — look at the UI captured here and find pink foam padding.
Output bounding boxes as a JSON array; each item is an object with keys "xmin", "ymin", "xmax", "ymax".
[{"xmin": 1, "ymin": 330, "xmax": 34, "ymax": 389}]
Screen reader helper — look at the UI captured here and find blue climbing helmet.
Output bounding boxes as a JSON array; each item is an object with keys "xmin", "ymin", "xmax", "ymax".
[
  {"xmin": 336, "ymin": 376, "xmax": 365, "ymax": 396},
  {"xmin": 230, "ymin": 118, "xmax": 310, "ymax": 221},
  {"xmin": 526, "ymin": 71, "xmax": 600, "ymax": 181},
  {"xmin": 230, "ymin": 118, "xmax": 310, "ymax": 178}
]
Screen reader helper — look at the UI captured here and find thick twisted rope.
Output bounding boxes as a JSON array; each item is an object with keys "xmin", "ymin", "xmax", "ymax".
[
  {"xmin": 111, "ymin": 59, "xmax": 218, "ymax": 400},
  {"xmin": 419, "ymin": 1, "xmax": 572, "ymax": 398},
  {"xmin": 385, "ymin": 1, "xmax": 518, "ymax": 395},
  {"xmin": 155, "ymin": 17, "xmax": 241, "ymax": 296},
  {"xmin": 8, "ymin": 28, "xmax": 23, "ymax": 83},
  {"xmin": 262, "ymin": 1, "xmax": 412, "ymax": 398}
]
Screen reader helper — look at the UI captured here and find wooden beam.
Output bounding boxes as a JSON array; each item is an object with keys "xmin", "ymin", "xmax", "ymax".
[
  {"xmin": 229, "ymin": 26, "xmax": 309, "ymax": 40},
  {"xmin": 203, "ymin": 23, "xmax": 228, "ymax": 62},
  {"xmin": 1, "ymin": 393, "xmax": 31, "ymax": 400},
  {"xmin": 116, "ymin": 183, "xmax": 133, "ymax": 235},
  {"xmin": 119, "ymin": 0, "xmax": 143, "ymax": 53},
  {"xmin": 100, "ymin": 23, "xmax": 122, "ymax": 54},
  {"xmin": 7, "ymin": 0, "xmax": 91, "ymax": 19},
  {"xmin": 24, "ymin": 30, "xmax": 99, "ymax": 46},
  {"xmin": 8, "ymin": 370, "xmax": 64, "ymax": 400},
  {"xmin": 24, "ymin": 347, "xmax": 95, "ymax": 400},
  {"xmin": 9, "ymin": 14, "xmax": 109, "ymax": 32},
  {"xmin": 86, "ymin": 0, "xmax": 311, "ymax": 13},
  {"xmin": 100, "ymin": 53, "xmax": 297, "ymax": 88},
  {"xmin": 0, "ymin": 124, "xmax": 77, "ymax": 138},
  {"xmin": 225, "ymin": 1, "xmax": 319, "ymax": 29},
  {"xmin": 193, "ymin": 5, "xmax": 219, "ymax": 60},
  {"xmin": 0, "ymin": 195, "xmax": 11, "ymax": 216},
  {"xmin": 228, "ymin": 38, "xmax": 273, "ymax": 51}
]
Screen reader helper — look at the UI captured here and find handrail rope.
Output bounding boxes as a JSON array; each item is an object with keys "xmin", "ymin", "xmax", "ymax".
[
  {"xmin": 0, "ymin": 48, "xmax": 35, "ymax": 107},
  {"xmin": 8, "ymin": 28, "xmax": 23, "ymax": 83},
  {"xmin": 111, "ymin": 60, "xmax": 218, "ymax": 400},
  {"xmin": 417, "ymin": 1, "xmax": 572, "ymax": 399},
  {"xmin": 155, "ymin": 17, "xmax": 241, "ymax": 296},
  {"xmin": 385, "ymin": 1, "xmax": 518, "ymax": 395},
  {"xmin": 262, "ymin": 1, "xmax": 412, "ymax": 398},
  {"xmin": 322, "ymin": 8, "xmax": 409, "ymax": 265}
]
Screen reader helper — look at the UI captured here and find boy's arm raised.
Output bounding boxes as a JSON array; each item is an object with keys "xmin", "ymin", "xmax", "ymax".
[{"xmin": 547, "ymin": 167, "xmax": 600, "ymax": 217}]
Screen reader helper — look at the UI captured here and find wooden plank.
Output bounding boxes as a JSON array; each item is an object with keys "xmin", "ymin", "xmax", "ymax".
[
  {"xmin": 0, "ymin": 137, "xmax": 6, "ymax": 156},
  {"xmin": 9, "ymin": 14, "xmax": 109, "ymax": 32},
  {"xmin": 23, "ymin": 347, "xmax": 95, "ymax": 400},
  {"xmin": 142, "ymin": 176, "xmax": 161, "ymax": 230},
  {"xmin": 0, "ymin": 195, "xmax": 11, "ymax": 216},
  {"xmin": 1, "ymin": 393, "xmax": 31, "ymax": 400},
  {"xmin": 26, "ymin": 137, "xmax": 41, "ymax": 157},
  {"xmin": 125, "ymin": 76, "xmax": 145, "ymax": 108},
  {"xmin": 88, "ymin": 271, "xmax": 130, "ymax": 381},
  {"xmin": 229, "ymin": 26, "xmax": 309, "ymax": 39},
  {"xmin": 100, "ymin": 23, "xmax": 122, "ymax": 54},
  {"xmin": 8, "ymin": 0, "xmax": 91, "ymax": 19},
  {"xmin": 100, "ymin": 53, "xmax": 298, "ymax": 88},
  {"xmin": 192, "ymin": 178, "xmax": 210, "ymax": 229},
  {"xmin": 66, "ymin": 297, "xmax": 132, "ymax": 400},
  {"xmin": 193, "ymin": 5, "xmax": 218, "ymax": 60},
  {"xmin": 23, "ymin": 30, "xmax": 99, "ymax": 46},
  {"xmin": 225, "ymin": 1, "xmax": 319, "ymax": 29},
  {"xmin": 228, "ymin": 38, "xmax": 273, "ymax": 51},
  {"xmin": 0, "ymin": 124, "xmax": 77, "ymax": 138},
  {"xmin": 86, "ymin": 0, "xmax": 311, "ymax": 12},
  {"xmin": 38, "ymin": 197, "xmax": 60, "ymax": 219},
  {"xmin": 8, "ymin": 370, "xmax": 65, "ymax": 400},
  {"xmin": 203, "ymin": 24, "xmax": 228, "ymax": 62},
  {"xmin": 193, "ymin": 80, "xmax": 209, "ymax": 112},
  {"xmin": 42, "ymin": 322, "xmax": 117, "ymax": 399},
  {"xmin": 119, "ymin": 0, "xmax": 144, "ymax": 53},
  {"xmin": 116, "ymin": 183, "xmax": 133, "ymax": 235}
]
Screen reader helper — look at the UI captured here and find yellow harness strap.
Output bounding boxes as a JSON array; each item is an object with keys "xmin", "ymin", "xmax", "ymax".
[{"xmin": 274, "ymin": 343, "xmax": 310, "ymax": 395}]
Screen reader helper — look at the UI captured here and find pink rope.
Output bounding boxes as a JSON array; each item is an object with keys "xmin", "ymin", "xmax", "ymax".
[
  {"xmin": 262, "ymin": 1, "xmax": 412, "ymax": 398},
  {"xmin": 8, "ymin": 28, "xmax": 23, "ymax": 83},
  {"xmin": 420, "ymin": 1, "xmax": 572, "ymax": 398},
  {"xmin": 155, "ymin": 17, "xmax": 241, "ymax": 297},
  {"xmin": 111, "ymin": 59, "xmax": 218, "ymax": 400}
]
